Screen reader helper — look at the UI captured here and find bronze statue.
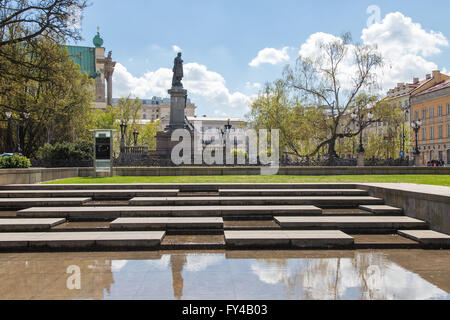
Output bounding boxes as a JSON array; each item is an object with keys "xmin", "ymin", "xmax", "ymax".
[{"xmin": 172, "ymin": 52, "xmax": 184, "ymax": 87}]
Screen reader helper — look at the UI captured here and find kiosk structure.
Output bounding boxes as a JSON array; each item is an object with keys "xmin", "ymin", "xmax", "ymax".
[{"xmin": 91, "ymin": 129, "xmax": 116, "ymax": 177}]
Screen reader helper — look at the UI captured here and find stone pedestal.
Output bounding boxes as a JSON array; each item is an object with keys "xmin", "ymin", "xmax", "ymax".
[
  {"xmin": 168, "ymin": 87, "xmax": 188, "ymax": 129},
  {"xmin": 414, "ymin": 154, "xmax": 422, "ymax": 167},
  {"xmin": 357, "ymin": 152, "xmax": 365, "ymax": 167}
]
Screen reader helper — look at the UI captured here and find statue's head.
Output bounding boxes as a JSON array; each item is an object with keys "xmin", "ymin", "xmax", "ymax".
[{"xmin": 177, "ymin": 52, "xmax": 182, "ymax": 57}]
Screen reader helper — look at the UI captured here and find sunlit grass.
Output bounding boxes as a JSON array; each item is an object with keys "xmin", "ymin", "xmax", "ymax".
[{"xmin": 45, "ymin": 175, "xmax": 450, "ymax": 186}]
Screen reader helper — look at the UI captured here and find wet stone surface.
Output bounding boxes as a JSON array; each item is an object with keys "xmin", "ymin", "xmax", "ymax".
[{"xmin": 0, "ymin": 249, "xmax": 448, "ymax": 300}]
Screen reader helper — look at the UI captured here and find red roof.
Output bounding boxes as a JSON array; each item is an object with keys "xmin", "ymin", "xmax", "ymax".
[{"xmin": 415, "ymin": 79, "xmax": 450, "ymax": 96}]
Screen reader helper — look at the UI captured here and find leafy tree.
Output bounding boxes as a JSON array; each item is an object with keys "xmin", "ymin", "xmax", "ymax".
[
  {"xmin": 247, "ymin": 80, "xmax": 328, "ymax": 158},
  {"xmin": 0, "ymin": 37, "xmax": 94, "ymax": 156},
  {"xmin": 284, "ymin": 33, "xmax": 383, "ymax": 158},
  {"xmin": 138, "ymin": 120, "xmax": 159, "ymax": 150}
]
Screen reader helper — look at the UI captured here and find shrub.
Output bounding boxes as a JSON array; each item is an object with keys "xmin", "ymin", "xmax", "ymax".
[
  {"xmin": 36, "ymin": 140, "xmax": 93, "ymax": 161},
  {"xmin": 0, "ymin": 155, "xmax": 32, "ymax": 169}
]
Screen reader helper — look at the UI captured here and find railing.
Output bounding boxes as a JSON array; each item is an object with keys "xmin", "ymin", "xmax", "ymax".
[{"xmin": 123, "ymin": 146, "xmax": 149, "ymax": 154}]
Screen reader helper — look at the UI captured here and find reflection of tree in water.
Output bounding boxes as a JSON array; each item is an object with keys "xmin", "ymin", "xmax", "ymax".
[
  {"xmin": 170, "ymin": 254, "xmax": 187, "ymax": 300},
  {"xmin": 253, "ymin": 253, "xmax": 422, "ymax": 300}
]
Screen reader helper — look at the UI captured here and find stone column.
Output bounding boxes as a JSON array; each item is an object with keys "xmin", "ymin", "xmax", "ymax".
[
  {"xmin": 357, "ymin": 152, "xmax": 365, "ymax": 167},
  {"xmin": 168, "ymin": 87, "xmax": 188, "ymax": 129}
]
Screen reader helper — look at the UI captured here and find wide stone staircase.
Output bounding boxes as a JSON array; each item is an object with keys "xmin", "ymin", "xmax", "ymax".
[{"xmin": 0, "ymin": 183, "xmax": 448, "ymax": 251}]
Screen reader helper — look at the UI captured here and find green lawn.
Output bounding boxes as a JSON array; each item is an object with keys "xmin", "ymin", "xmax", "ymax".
[{"xmin": 45, "ymin": 175, "xmax": 450, "ymax": 186}]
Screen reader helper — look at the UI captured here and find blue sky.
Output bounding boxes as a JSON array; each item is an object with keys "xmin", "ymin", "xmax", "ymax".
[{"xmin": 70, "ymin": 0, "xmax": 450, "ymax": 118}]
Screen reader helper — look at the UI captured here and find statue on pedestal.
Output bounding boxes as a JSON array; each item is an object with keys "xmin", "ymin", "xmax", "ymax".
[{"xmin": 172, "ymin": 52, "xmax": 184, "ymax": 88}]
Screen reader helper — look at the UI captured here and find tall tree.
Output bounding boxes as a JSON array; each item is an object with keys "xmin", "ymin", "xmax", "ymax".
[
  {"xmin": 0, "ymin": 37, "xmax": 93, "ymax": 156},
  {"xmin": 0, "ymin": 0, "xmax": 88, "ymax": 47},
  {"xmin": 284, "ymin": 33, "xmax": 383, "ymax": 158}
]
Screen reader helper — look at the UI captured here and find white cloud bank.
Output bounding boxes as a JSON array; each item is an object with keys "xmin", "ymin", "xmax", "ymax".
[
  {"xmin": 249, "ymin": 47, "xmax": 290, "ymax": 67},
  {"xmin": 298, "ymin": 12, "xmax": 449, "ymax": 92},
  {"xmin": 172, "ymin": 45, "xmax": 182, "ymax": 53},
  {"xmin": 113, "ymin": 61, "xmax": 253, "ymax": 110}
]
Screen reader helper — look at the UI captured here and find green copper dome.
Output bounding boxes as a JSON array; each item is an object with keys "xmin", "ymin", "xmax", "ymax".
[{"xmin": 93, "ymin": 31, "xmax": 104, "ymax": 48}]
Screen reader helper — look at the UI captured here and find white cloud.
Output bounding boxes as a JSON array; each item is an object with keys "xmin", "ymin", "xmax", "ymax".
[
  {"xmin": 113, "ymin": 62, "xmax": 253, "ymax": 110},
  {"xmin": 297, "ymin": 12, "xmax": 449, "ymax": 93},
  {"xmin": 361, "ymin": 12, "xmax": 448, "ymax": 90},
  {"xmin": 249, "ymin": 47, "xmax": 290, "ymax": 67},
  {"xmin": 172, "ymin": 45, "xmax": 182, "ymax": 53}
]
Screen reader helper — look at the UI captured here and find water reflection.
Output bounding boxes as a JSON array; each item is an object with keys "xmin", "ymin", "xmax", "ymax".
[{"xmin": 0, "ymin": 250, "xmax": 448, "ymax": 300}]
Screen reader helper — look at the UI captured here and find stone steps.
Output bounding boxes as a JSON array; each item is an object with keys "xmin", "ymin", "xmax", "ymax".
[
  {"xmin": 129, "ymin": 196, "xmax": 384, "ymax": 206},
  {"xmin": 51, "ymin": 221, "xmax": 110, "ymax": 232},
  {"xmin": 275, "ymin": 216, "xmax": 428, "ymax": 232},
  {"xmin": 0, "ymin": 198, "xmax": 91, "ymax": 209},
  {"xmin": 321, "ymin": 208, "xmax": 375, "ymax": 216},
  {"xmin": 0, "ymin": 218, "xmax": 66, "ymax": 232},
  {"xmin": 351, "ymin": 234, "xmax": 421, "ymax": 249},
  {"xmin": 398, "ymin": 230, "xmax": 450, "ymax": 248},
  {"xmin": 0, "ymin": 231, "xmax": 165, "ymax": 251},
  {"xmin": 0, "ymin": 183, "xmax": 357, "ymax": 191},
  {"xmin": 18, "ymin": 205, "xmax": 323, "ymax": 220},
  {"xmin": 110, "ymin": 217, "xmax": 224, "ymax": 231},
  {"xmin": 224, "ymin": 230, "xmax": 354, "ymax": 248},
  {"xmin": 0, "ymin": 190, "xmax": 179, "ymax": 200},
  {"xmin": 219, "ymin": 189, "xmax": 369, "ymax": 196},
  {"xmin": 160, "ymin": 235, "xmax": 225, "ymax": 250},
  {"xmin": 359, "ymin": 205, "xmax": 403, "ymax": 215}
]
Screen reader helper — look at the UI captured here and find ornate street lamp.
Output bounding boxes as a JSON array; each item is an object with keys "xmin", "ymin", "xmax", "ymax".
[
  {"xmin": 351, "ymin": 110, "xmax": 373, "ymax": 153},
  {"xmin": 133, "ymin": 129, "xmax": 139, "ymax": 147},
  {"xmin": 401, "ymin": 104, "xmax": 410, "ymax": 160},
  {"xmin": 411, "ymin": 119, "xmax": 422, "ymax": 155},
  {"xmin": 224, "ymin": 119, "xmax": 232, "ymax": 132},
  {"xmin": 120, "ymin": 122, "xmax": 127, "ymax": 152}
]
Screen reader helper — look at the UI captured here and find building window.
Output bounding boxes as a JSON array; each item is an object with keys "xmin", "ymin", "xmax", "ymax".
[
  {"xmin": 448, "ymin": 124, "xmax": 450, "ymax": 138},
  {"xmin": 414, "ymin": 111, "xmax": 419, "ymax": 121},
  {"xmin": 422, "ymin": 109, "xmax": 426, "ymax": 120},
  {"xmin": 438, "ymin": 125, "xmax": 443, "ymax": 139},
  {"xmin": 430, "ymin": 127, "xmax": 434, "ymax": 140},
  {"xmin": 429, "ymin": 107, "xmax": 434, "ymax": 118},
  {"xmin": 422, "ymin": 127, "xmax": 426, "ymax": 141},
  {"xmin": 438, "ymin": 105, "xmax": 442, "ymax": 117},
  {"xmin": 447, "ymin": 103, "xmax": 450, "ymax": 115},
  {"xmin": 143, "ymin": 114, "xmax": 147, "ymax": 120}
]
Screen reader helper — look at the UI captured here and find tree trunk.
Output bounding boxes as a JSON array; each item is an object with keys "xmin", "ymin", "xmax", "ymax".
[{"xmin": 328, "ymin": 137, "xmax": 338, "ymax": 158}]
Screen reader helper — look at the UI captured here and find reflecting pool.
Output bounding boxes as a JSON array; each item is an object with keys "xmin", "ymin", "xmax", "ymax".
[{"xmin": 0, "ymin": 250, "xmax": 449, "ymax": 300}]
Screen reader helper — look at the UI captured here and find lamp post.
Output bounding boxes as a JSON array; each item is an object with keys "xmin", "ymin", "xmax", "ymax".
[
  {"xmin": 120, "ymin": 122, "xmax": 127, "ymax": 152},
  {"xmin": 401, "ymin": 104, "xmax": 410, "ymax": 162},
  {"xmin": 411, "ymin": 119, "xmax": 422, "ymax": 167},
  {"xmin": 133, "ymin": 129, "xmax": 139, "ymax": 147},
  {"xmin": 351, "ymin": 109, "xmax": 374, "ymax": 167}
]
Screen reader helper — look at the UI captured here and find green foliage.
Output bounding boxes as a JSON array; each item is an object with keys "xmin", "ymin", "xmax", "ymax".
[
  {"xmin": 0, "ymin": 155, "xmax": 31, "ymax": 169},
  {"xmin": 36, "ymin": 140, "xmax": 93, "ymax": 161},
  {"xmin": 138, "ymin": 121, "xmax": 160, "ymax": 149},
  {"xmin": 0, "ymin": 36, "xmax": 94, "ymax": 157},
  {"xmin": 247, "ymin": 80, "xmax": 328, "ymax": 158}
]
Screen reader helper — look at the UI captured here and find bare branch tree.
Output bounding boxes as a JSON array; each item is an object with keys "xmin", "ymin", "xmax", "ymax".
[
  {"xmin": 284, "ymin": 33, "xmax": 383, "ymax": 158},
  {"xmin": 0, "ymin": 0, "xmax": 88, "ymax": 46}
]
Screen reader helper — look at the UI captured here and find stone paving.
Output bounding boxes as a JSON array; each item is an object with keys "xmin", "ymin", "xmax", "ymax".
[{"xmin": 0, "ymin": 183, "xmax": 448, "ymax": 251}]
